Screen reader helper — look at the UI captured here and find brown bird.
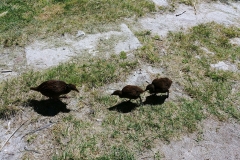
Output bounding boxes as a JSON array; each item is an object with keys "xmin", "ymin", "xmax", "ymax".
[
  {"xmin": 30, "ymin": 80, "xmax": 79, "ymax": 99},
  {"xmin": 111, "ymin": 85, "xmax": 144, "ymax": 105},
  {"xmin": 145, "ymin": 77, "xmax": 172, "ymax": 97}
]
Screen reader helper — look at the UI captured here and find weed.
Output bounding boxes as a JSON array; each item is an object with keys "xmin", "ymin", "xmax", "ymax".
[{"xmin": 120, "ymin": 51, "xmax": 127, "ymax": 60}]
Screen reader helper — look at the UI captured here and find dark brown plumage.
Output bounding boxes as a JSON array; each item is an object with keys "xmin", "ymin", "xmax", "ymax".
[
  {"xmin": 111, "ymin": 85, "xmax": 144, "ymax": 104},
  {"xmin": 30, "ymin": 80, "xmax": 79, "ymax": 99},
  {"xmin": 145, "ymin": 77, "xmax": 172, "ymax": 97}
]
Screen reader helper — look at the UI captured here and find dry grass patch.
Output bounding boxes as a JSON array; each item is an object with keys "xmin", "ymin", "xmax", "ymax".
[{"xmin": 36, "ymin": 4, "xmax": 64, "ymax": 21}]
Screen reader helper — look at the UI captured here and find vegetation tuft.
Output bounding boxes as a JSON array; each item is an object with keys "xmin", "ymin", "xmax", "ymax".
[
  {"xmin": 0, "ymin": 0, "xmax": 240, "ymax": 159},
  {"xmin": 0, "ymin": 55, "xmax": 138, "ymax": 118},
  {"xmin": 166, "ymin": 22, "xmax": 240, "ymax": 120},
  {"xmin": 0, "ymin": 0, "xmax": 155, "ymax": 46},
  {"xmin": 1, "ymin": 22, "xmax": 240, "ymax": 159}
]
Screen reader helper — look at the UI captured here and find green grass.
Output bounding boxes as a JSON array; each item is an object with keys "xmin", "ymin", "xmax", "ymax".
[
  {"xmin": 1, "ymin": 22, "xmax": 240, "ymax": 159},
  {"xmin": 0, "ymin": 54, "xmax": 138, "ymax": 118},
  {"xmin": 94, "ymin": 146, "xmax": 135, "ymax": 160},
  {"xmin": 1, "ymin": 0, "xmax": 240, "ymax": 158},
  {"xmin": 135, "ymin": 30, "xmax": 163, "ymax": 64},
  {"xmin": 0, "ymin": 0, "xmax": 155, "ymax": 47},
  {"xmin": 51, "ymin": 97, "xmax": 204, "ymax": 159},
  {"xmin": 165, "ymin": 22, "xmax": 240, "ymax": 120}
]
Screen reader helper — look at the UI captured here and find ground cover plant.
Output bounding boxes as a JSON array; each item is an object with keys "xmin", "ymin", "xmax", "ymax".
[
  {"xmin": 165, "ymin": 23, "xmax": 240, "ymax": 120},
  {"xmin": 24, "ymin": 23, "xmax": 240, "ymax": 159},
  {"xmin": 0, "ymin": 22, "xmax": 239, "ymax": 160},
  {"xmin": 0, "ymin": 54, "xmax": 138, "ymax": 118},
  {"xmin": 0, "ymin": 0, "xmax": 155, "ymax": 47},
  {"xmin": 0, "ymin": 0, "xmax": 240, "ymax": 159}
]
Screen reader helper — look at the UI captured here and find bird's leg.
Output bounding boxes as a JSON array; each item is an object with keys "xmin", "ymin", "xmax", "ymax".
[
  {"xmin": 167, "ymin": 90, "xmax": 169, "ymax": 98},
  {"xmin": 139, "ymin": 96, "xmax": 143, "ymax": 106},
  {"xmin": 59, "ymin": 95, "xmax": 68, "ymax": 99},
  {"xmin": 52, "ymin": 96, "xmax": 60, "ymax": 101}
]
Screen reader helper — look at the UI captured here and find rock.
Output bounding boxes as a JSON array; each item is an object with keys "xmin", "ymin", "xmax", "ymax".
[
  {"xmin": 210, "ymin": 61, "xmax": 238, "ymax": 72},
  {"xmin": 76, "ymin": 30, "xmax": 85, "ymax": 38}
]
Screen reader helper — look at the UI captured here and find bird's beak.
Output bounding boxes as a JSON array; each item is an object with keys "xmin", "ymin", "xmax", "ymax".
[{"xmin": 75, "ymin": 88, "xmax": 79, "ymax": 92}]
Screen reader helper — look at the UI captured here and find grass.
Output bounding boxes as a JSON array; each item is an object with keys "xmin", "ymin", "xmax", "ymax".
[
  {"xmin": 50, "ymin": 97, "xmax": 204, "ymax": 159},
  {"xmin": 1, "ymin": 0, "xmax": 236, "ymax": 46},
  {"xmin": 159, "ymin": 0, "xmax": 234, "ymax": 13},
  {"xmin": 1, "ymin": 0, "xmax": 240, "ymax": 159},
  {"xmin": 0, "ymin": 0, "xmax": 155, "ymax": 47},
  {"xmin": 0, "ymin": 54, "xmax": 138, "ymax": 118},
  {"xmin": 46, "ymin": 23, "xmax": 239, "ymax": 160},
  {"xmin": 1, "ymin": 22, "xmax": 240, "ymax": 159},
  {"xmin": 135, "ymin": 30, "xmax": 163, "ymax": 64},
  {"xmin": 165, "ymin": 22, "xmax": 240, "ymax": 120}
]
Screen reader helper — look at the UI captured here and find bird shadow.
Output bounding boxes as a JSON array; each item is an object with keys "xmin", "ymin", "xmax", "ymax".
[
  {"xmin": 108, "ymin": 101, "xmax": 139, "ymax": 113},
  {"xmin": 27, "ymin": 99, "xmax": 70, "ymax": 116},
  {"xmin": 143, "ymin": 95, "xmax": 168, "ymax": 105}
]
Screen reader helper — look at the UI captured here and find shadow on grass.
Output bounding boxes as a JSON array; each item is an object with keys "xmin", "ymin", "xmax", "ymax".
[
  {"xmin": 143, "ymin": 95, "xmax": 168, "ymax": 105},
  {"xmin": 27, "ymin": 99, "xmax": 70, "ymax": 116},
  {"xmin": 108, "ymin": 101, "xmax": 139, "ymax": 113}
]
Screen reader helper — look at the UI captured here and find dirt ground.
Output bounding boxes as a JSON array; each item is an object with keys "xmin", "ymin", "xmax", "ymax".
[{"xmin": 0, "ymin": 1, "xmax": 240, "ymax": 160}]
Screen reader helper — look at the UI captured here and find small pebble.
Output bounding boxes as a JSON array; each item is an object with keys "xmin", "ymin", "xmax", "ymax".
[{"xmin": 76, "ymin": 31, "xmax": 85, "ymax": 38}]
